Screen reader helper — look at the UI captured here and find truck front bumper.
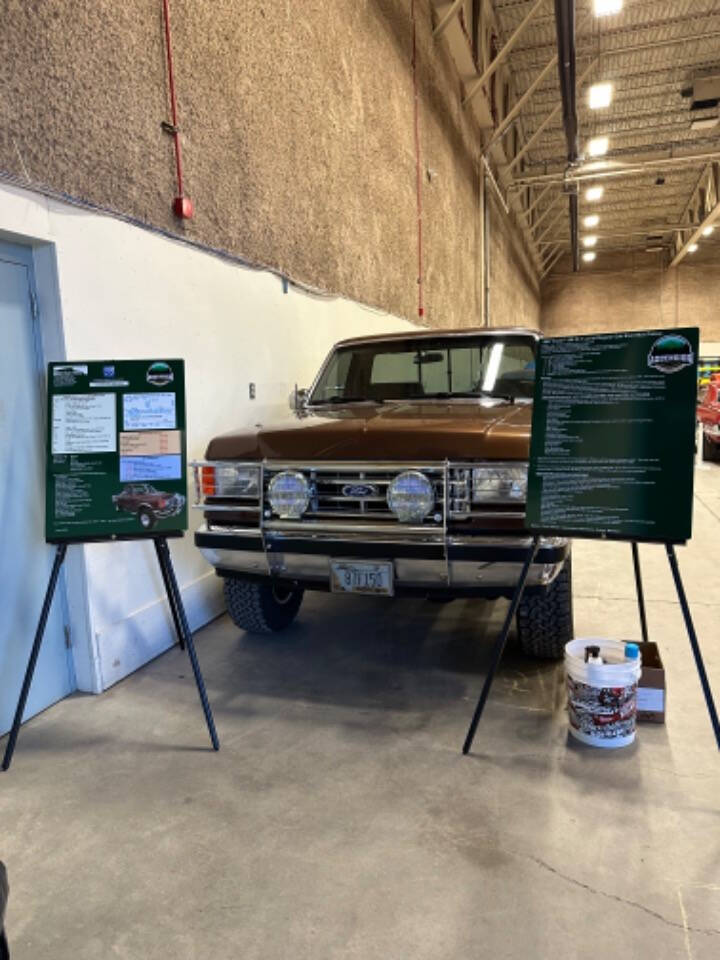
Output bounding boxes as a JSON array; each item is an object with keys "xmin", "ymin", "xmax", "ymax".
[{"xmin": 195, "ymin": 525, "xmax": 570, "ymax": 598}]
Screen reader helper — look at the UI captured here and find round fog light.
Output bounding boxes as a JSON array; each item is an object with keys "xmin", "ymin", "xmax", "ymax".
[
  {"xmin": 268, "ymin": 471, "xmax": 310, "ymax": 519},
  {"xmin": 387, "ymin": 471, "xmax": 434, "ymax": 523}
]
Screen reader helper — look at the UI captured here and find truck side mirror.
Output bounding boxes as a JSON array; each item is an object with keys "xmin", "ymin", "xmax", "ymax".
[{"xmin": 290, "ymin": 386, "xmax": 308, "ymax": 412}]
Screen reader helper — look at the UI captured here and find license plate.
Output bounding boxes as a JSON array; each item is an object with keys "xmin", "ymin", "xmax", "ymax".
[{"xmin": 330, "ymin": 560, "xmax": 394, "ymax": 596}]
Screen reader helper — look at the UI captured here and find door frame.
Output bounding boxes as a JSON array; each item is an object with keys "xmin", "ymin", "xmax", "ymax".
[{"xmin": 0, "ymin": 233, "xmax": 99, "ymax": 693}]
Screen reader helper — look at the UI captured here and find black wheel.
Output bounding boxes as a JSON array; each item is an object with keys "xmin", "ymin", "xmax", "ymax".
[
  {"xmin": 138, "ymin": 507, "xmax": 156, "ymax": 530},
  {"xmin": 223, "ymin": 577, "xmax": 304, "ymax": 634},
  {"xmin": 702, "ymin": 431, "xmax": 719, "ymax": 462},
  {"xmin": 516, "ymin": 556, "xmax": 573, "ymax": 659}
]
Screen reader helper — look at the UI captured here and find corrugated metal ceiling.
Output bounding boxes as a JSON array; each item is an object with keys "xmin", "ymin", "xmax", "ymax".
[{"xmin": 492, "ymin": 0, "xmax": 720, "ymax": 259}]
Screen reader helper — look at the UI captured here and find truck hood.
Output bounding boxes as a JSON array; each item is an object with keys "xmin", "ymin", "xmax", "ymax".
[{"xmin": 206, "ymin": 400, "xmax": 531, "ymax": 461}]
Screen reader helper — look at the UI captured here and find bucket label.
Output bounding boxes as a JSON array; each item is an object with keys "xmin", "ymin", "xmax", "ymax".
[{"xmin": 567, "ymin": 678, "xmax": 637, "ymax": 742}]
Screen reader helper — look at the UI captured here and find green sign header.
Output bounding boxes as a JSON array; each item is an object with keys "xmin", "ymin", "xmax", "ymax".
[
  {"xmin": 525, "ymin": 329, "xmax": 699, "ymax": 544},
  {"xmin": 46, "ymin": 360, "xmax": 187, "ymax": 542}
]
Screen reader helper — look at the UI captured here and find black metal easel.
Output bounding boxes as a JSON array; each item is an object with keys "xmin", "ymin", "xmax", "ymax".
[
  {"xmin": 630, "ymin": 541, "xmax": 719, "ymax": 748},
  {"xmin": 462, "ymin": 537, "xmax": 539, "ymax": 755},
  {"xmin": 462, "ymin": 538, "xmax": 720, "ymax": 754},
  {"xmin": 2, "ymin": 536, "xmax": 218, "ymax": 772}
]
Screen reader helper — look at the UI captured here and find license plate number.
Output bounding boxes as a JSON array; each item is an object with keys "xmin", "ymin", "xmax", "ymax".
[{"xmin": 330, "ymin": 561, "xmax": 393, "ymax": 596}]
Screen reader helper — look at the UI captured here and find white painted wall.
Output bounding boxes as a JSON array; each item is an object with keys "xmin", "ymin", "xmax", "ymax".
[{"xmin": 0, "ymin": 182, "xmax": 418, "ymax": 692}]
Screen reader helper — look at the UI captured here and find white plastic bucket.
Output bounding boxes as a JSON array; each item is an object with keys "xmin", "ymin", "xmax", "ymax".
[{"xmin": 564, "ymin": 639, "xmax": 642, "ymax": 749}]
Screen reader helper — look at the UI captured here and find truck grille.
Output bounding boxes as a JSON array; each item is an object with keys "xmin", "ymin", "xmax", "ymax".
[
  {"xmin": 264, "ymin": 464, "xmax": 446, "ymax": 525},
  {"xmin": 193, "ymin": 461, "xmax": 526, "ymax": 528}
]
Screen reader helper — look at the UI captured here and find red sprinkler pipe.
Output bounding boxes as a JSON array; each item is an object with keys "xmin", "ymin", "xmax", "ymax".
[{"xmin": 162, "ymin": 0, "xmax": 193, "ymax": 218}]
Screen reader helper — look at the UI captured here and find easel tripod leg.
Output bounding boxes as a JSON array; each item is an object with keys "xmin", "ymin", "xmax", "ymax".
[
  {"xmin": 155, "ymin": 537, "xmax": 186, "ymax": 650},
  {"xmin": 2, "ymin": 543, "xmax": 68, "ymax": 772},
  {"xmin": 631, "ymin": 542, "xmax": 649, "ymax": 645},
  {"xmin": 665, "ymin": 544, "xmax": 720, "ymax": 750},
  {"xmin": 154, "ymin": 538, "xmax": 219, "ymax": 751},
  {"xmin": 462, "ymin": 537, "xmax": 540, "ymax": 755}
]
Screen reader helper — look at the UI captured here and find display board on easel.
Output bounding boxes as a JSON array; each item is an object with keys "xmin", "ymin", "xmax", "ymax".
[
  {"xmin": 463, "ymin": 328, "xmax": 720, "ymax": 755},
  {"xmin": 46, "ymin": 360, "xmax": 188, "ymax": 541},
  {"xmin": 525, "ymin": 329, "xmax": 698, "ymax": 543},
  {"xmin": 2, "ymin": 359, "xmax": 218, "ymax": 773}
]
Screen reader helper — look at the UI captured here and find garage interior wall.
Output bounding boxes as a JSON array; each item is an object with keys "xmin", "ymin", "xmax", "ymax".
[
  {"xmin": 1, "ymin": 182, "xmax": 419, "ymax": 692},
  {"xmin": 542, "ymin": 252, "xmax": 720, "ymax": 353},
  {"xmin": 0, "ymin": 0, "xmax": 540, "ymax": 329}
]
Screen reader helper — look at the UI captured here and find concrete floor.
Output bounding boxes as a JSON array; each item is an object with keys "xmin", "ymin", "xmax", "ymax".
[{"xmin": 2, "ymin": 460, "xmax": 719, "ymax": 959}]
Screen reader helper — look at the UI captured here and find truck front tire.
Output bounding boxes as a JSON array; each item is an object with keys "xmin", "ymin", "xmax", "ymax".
[
  {"xmin": 516, "ymin": 556, "xmax": 573, "ymax": 659},
  {"xmin": 224, "ymin": 577, "xmax": 304, "ymax": 634}
]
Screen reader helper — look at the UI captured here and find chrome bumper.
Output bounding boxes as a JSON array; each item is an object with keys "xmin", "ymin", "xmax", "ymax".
[{"xmin": 195, "ymin": 524, "xmax": 570, "ymax": 592}]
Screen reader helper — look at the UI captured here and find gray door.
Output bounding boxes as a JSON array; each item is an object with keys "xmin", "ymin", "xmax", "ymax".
[{"xmin": 0, "ymin": 243, "xmax": 74, "ymax": 736}]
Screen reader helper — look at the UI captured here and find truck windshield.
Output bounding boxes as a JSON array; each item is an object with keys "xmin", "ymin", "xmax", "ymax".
[{"xmin": 309, "ymin": 336, "xmax": 537, "ymax": 404}]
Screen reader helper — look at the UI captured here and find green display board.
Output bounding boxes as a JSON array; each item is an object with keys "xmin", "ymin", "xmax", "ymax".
[
  {"xmin": 46, "ymin": 360, "xmax": 187, "ymax": 542},
  {"xmin": 526, "ymin": 329, "xmax": 699, "ymax": 544}
]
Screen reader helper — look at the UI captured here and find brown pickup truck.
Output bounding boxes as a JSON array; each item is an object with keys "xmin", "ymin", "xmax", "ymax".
[{"xmin": 193, "ymin": 327, "xmax": 572, "ymax": 658}]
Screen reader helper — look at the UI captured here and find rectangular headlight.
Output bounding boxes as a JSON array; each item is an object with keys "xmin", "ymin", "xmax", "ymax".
[
  {"xmin": 472, "ymin": 464, "xmax": 528, "ymax": 503},
  {"xmin": 214, "ymin": 464, "xmax": 260, "ymax": 498}
]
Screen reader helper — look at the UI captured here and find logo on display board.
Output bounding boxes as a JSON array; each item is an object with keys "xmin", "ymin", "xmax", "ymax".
[
  {"xmin": 103, "ymin": 365, "xmax": 116, "ymax": 378},
  {"xmin": 146, "ymin": 361, "xmax": 174, "ymax": 386},
  {"xmin": 647, "ymin": 335, "xmax": 695, "ymax": 374}
]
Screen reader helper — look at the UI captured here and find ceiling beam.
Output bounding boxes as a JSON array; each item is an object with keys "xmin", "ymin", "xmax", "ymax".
[
  {"xmin": 541, "ymin": 246, "xmax": 565, "ymax": 277},
  {"xmin": 432, "ymin": 0, "xmax": 465, "ymax": 40},
  {"xmin": 536, "ymin": 205, "xmax": 566, "ymax": 243},
  {"xmin": 531, "ymin": 193, "xmax": 564, "ymax": 234},
  {"xmin": 511, "ymin": 14, "xmax": 720, "ymax": 58},
  {"xmin": 670, "ymin": 163, "xmax": 720, "ymax": 267},
  {"xmin": 522, "ymin": 129, "xmax": 720, "ymax": 172},
  {"xmin": 463, "ymin": 0, "xmax": 548, "ymax": 107},
  {"xmin": 521, "ymin": 182, "xmax": 554, "ymax": 222},
  {"xmin": 483, "ymin": 55, "xmax": 558, "ymax": 153},
  {"xmin": 538, "ymin": 225, "xmax": 704, "ymax": 245},
  {"xmin": 509, "ymin": 150, "xmax": 720, "ymax": 188},
  {"xmin": 507, "ymin": 58, "xmax": 598, "ymax": 172},
  {"xmin": 523, "ymin": 110, "xmax": 714, "ymax": 143}
]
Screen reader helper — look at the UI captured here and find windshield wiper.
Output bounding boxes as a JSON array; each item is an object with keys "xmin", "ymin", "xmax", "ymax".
[{"xmin": 309, "ymin": 396, "xmax": 384, "ymax": 406}]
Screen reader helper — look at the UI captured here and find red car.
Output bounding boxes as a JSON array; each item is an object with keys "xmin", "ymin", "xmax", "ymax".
[
  {"xmin": 697, "ymin": 373, "xmax": 720, "ymax": 462},
  {"xmin": 112, "ymin": 483, "xmax": 185, "ymax": 529}
]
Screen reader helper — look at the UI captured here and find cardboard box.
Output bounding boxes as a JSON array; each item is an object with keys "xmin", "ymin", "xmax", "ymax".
[{"xmin": 636, "ymin": 642, "xmax": 666, "ymax": 724}]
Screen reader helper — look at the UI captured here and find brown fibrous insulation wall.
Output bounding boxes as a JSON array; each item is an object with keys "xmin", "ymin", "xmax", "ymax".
[{"xmin": 0, "ymin": 0, "xmax": 540, "ymax": 329}]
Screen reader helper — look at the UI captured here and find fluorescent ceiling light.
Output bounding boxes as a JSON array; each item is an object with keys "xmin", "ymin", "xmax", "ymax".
[
  {"xmin": 584, "ymin": 215, "xmax": 599, "ymax": 228},
  {"xmin": 582, "ymin": 252, "xmax": 597, "ymax": 262},
  {"xmin": 583, "ymin": 236, "xmax": 598, "ymax": 248},
  {"xmin": 688, "ymin": 243, "xmax": 699, "ymax": 253},
  {"xmin": 594, "ymin": 0, "xmax": 623, "ymax": 15},
  {"xmin": 586, "ymin": 186, "xmax": 604, "ymax": 202},
  {"xmin": 702, "ymin": 225, "xmax": 715, "ymax": 236},
  {"xmin": 589, "ymin": 83, "xmax": 613, "ymax": 109},
  {"xmin": 588, "ymin": 136, "xmax": 609, "ymax": 157}
]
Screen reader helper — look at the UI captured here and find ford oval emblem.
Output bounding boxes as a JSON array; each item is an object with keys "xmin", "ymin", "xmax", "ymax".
[{"xmin": 342, "ymin": 483, "xmax": 378, "ymax": 498}]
